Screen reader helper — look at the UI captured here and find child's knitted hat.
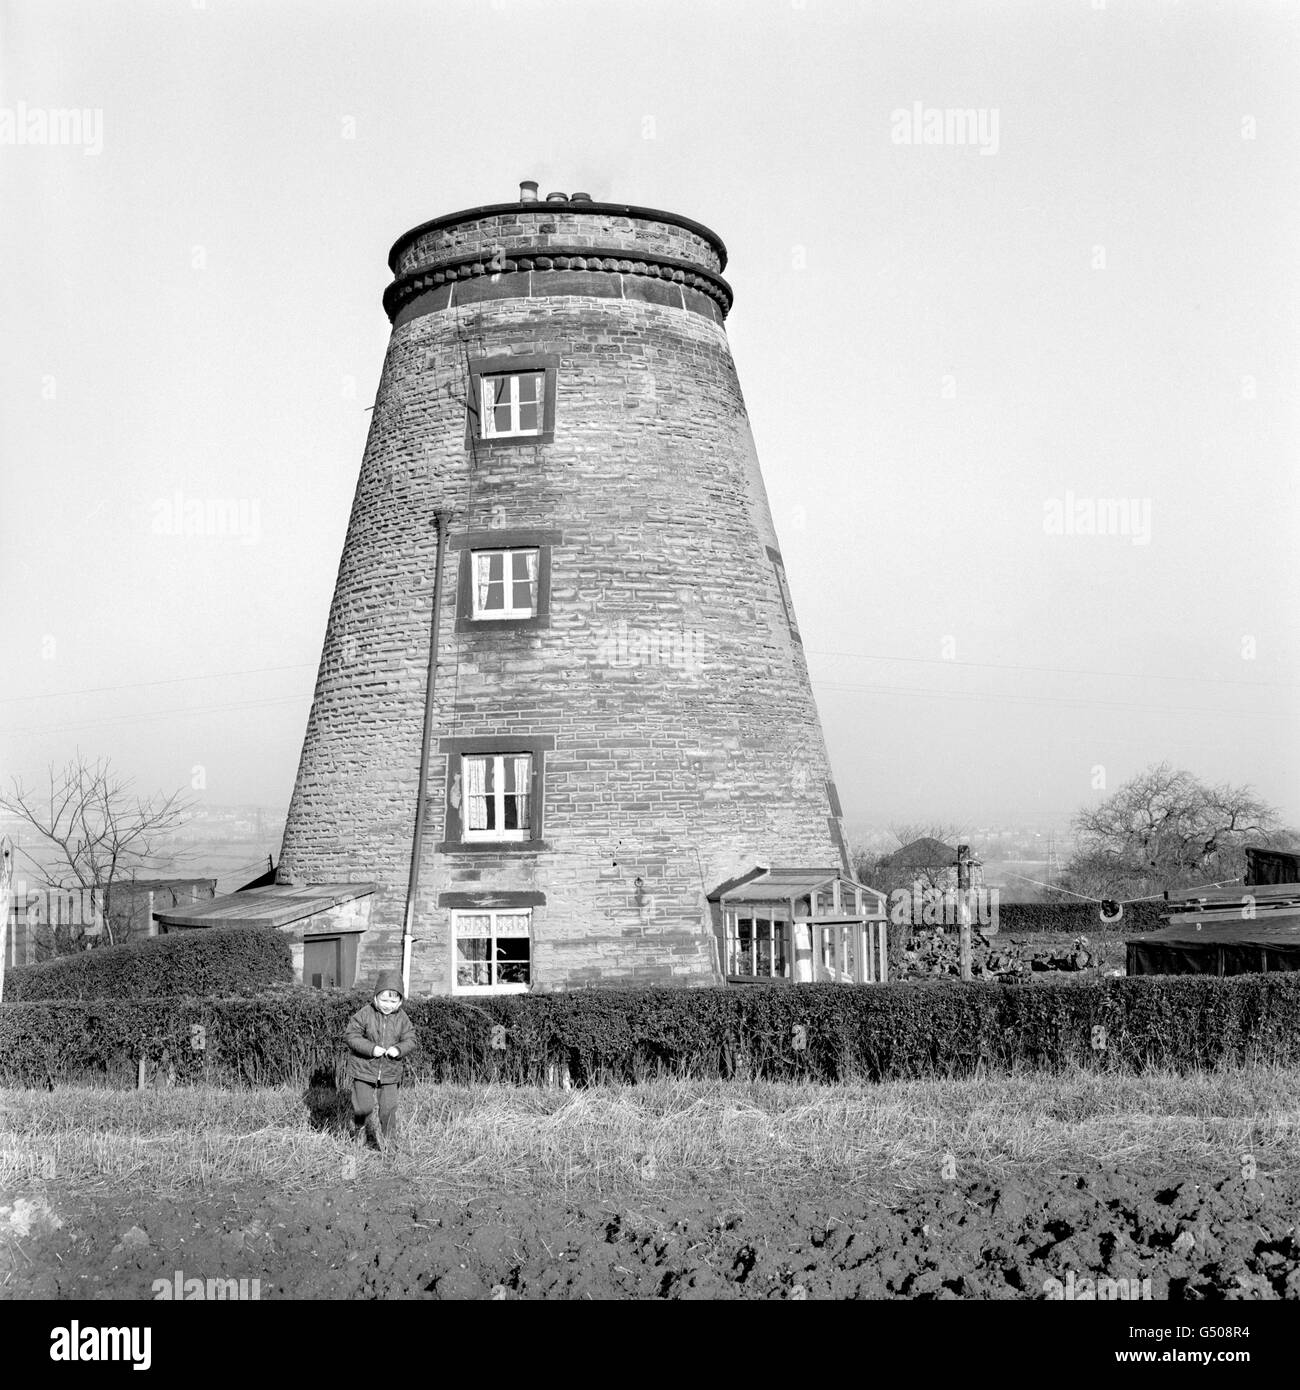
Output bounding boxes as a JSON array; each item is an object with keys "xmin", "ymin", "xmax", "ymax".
[{"xmin": 374, "ymin": 969, "xmax": 405, "ymax": 1000}]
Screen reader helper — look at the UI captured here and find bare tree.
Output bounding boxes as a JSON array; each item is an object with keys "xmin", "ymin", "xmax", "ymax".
[
  {"xmin": 1, "ymin": 756, "xmax": 193, "ymax": 952},
  {"xmin": 1060, "ymin": 762, "xmax": 1290, "ymax": 901}
]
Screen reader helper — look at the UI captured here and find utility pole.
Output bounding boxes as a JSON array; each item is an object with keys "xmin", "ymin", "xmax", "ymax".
[
  {"xmin": 956, "ymin": 843, "xmax": 972, "ymax": 982},
  {"xmin": 0, "ymin": 837, "xmax": 13, "ymax": 1003}
]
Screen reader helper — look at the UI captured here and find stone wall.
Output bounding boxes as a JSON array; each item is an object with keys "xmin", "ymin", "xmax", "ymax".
[{"xmin": 279, "ymin": 201, "xmax": 850, "ymax": 995}]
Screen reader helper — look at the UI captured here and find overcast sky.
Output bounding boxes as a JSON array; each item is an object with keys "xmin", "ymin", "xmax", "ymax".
[{"xmin": 2, "ymin": 0, "xmax": 1297, "ymax": 839}]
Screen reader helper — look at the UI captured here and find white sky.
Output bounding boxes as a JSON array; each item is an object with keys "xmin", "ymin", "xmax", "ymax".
[{"xmin": 2, "ymin": 0, "xmax": 1298, "ymax": 835}]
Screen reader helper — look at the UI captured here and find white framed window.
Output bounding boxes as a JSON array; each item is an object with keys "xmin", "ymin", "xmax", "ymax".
[
  {"xmin": 462, "ymin": 752, "xmax": 533, "ymax": 841},
  {"xmin": 725, "ymin": 912, "xmax": 790, "ymax": 979},
  {"xmin": 472, "ymin": 548, "xmax": 539, "ymax": 620},
  {"xmin": 480, "ymin": 371, "xmax": 544, "ymax": 438},
  {"xmin": 453, "ymin": 909, "xmax": 532, "ymax": 993}
]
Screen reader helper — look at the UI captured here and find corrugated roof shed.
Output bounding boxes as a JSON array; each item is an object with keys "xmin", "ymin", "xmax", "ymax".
[{"xmin": 154, "ymin": 883, "xmax": 376, "ymax": 930}]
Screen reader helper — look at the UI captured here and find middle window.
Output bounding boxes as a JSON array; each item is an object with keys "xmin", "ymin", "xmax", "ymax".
[
  {"xmin": 471, "ymin": 547, "xmax": 539, "ymax": 620},
  {"xmin": 461, "ymin": 752, "xmax": 533, "ymax": 841}
]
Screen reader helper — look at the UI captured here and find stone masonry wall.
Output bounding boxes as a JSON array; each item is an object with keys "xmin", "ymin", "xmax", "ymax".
[
  {"xmin": 280, "ymin": 208, "xmax": 848, "ymax": 995},
  {"xmin": 393, "ymin": 207, "xmax": 723, "ymax": 278}
]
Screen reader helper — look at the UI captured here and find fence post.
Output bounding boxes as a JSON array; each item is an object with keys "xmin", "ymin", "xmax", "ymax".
[{"xmin": 0, "ymin": 837, "xmax": 12, "ymax": 1002}]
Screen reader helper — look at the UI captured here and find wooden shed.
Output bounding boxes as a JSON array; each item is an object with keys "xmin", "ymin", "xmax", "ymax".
[{"xmin": 153, "ymin": 883, "xmax": 376, "ymax": 989}]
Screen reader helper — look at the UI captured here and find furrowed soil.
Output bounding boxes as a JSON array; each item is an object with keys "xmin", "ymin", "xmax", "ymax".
[
  {"xmin": 5, "ymin": 1167, "xmax": 1299, "ymax": 1300},
  {"xmin": 3, "ymin": 1074, "xmax": 1298, "ymax": 1300}
]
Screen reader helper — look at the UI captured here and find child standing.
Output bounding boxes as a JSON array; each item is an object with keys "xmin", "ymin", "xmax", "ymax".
[{"xmin": 344, "ymin": 969, "xmax": 417, "ymax": 1151}]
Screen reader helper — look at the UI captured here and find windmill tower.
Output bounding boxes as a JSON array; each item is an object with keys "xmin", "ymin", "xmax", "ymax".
[{"xmin": 278, "ymin": 183, "xmax": 854, "ymax": 994}]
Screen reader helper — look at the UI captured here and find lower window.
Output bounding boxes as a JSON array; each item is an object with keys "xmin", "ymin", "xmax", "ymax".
[
  {"xmin": 453, "ymin": 909, "xmax": 532, "ymax": 993},
  {"xmin": 726, "ymin": 914, "xmax": 790, "ymax": 978}
]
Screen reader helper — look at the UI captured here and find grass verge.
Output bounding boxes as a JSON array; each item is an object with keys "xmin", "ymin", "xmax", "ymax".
[{"xmin": 3, "ymin": 1064, "xmax": 1297, "ymax": 1200}]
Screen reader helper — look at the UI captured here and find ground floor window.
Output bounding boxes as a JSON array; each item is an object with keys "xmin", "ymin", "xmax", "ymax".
[
  {"xmin": 453, "ymin": 909, "xmax": 532, "ymax": 993},
  {"xmin": 726, "ymin": 913, "xmax": 790, "ymax": 978}
]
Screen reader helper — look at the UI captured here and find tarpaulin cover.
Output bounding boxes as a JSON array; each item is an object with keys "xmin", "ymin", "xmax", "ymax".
[{"xmin": 1127, "ymin": 915, "xmax": 1300, "ymax": 976}]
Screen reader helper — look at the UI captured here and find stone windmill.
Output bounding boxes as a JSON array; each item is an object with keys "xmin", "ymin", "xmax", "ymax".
[{"xmin": 276, "ymin": 183, "xmax": 864, "ymax": 995}]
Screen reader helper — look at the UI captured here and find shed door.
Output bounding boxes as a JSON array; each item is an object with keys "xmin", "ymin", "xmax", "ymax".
[{"xmin": 304, "ymin": 936, "xmax": 341, "ymax": 990}]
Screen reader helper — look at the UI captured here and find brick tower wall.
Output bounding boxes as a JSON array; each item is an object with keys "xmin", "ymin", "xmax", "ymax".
[{"xmin": 278, "ymin": 199, "xmax": 849, "ymax": 994}]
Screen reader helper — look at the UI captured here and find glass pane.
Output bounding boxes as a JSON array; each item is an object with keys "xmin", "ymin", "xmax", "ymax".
[
  {"xmin": 464, "ymin": 759, "xmax": 488, "ymax": 831},
  {"xmin": 735, "ymin": 918, "xmax": 754, "ymax": 976},
  {"xmin": 482, "ymin": 581, "xmax": 504, "ymax": 611},
  {"xmin": 489, "ymin": 376, "xmax": 509, "ymax": 404},
  {"xmin": 459, "ymin": 914, "xmax": 492, "ymax": 933},
  {"xmin": 486, "ymin": 553, "xmax": 504, "ymax": 581},
  {"xmin": 511, "ymin": 550, "xmax": 538, "ymax": 613},
  {"xmin": 755, "ymin": 931, "xmax": 773, "ymax": 977},
  {"xmin": 493, "ymin": 914, "xmax": 531, "ymax": 938},
  {"xmin": 517, "ymin": 401, "xmax": 539, "ymax": 433},
  {"xmin": 480, "ymin": 757, "xmax": 496, "ymax": 830},
  {"xmin": 774, "ymin": 921, "xmax": 789, "ymax": 977},
  {"xmin": 494, "ymin": 403, "xmax": 512, "ymax": 432},
  {"xmin": 456, "ymin": 936, "xmax": 491, "ymax": 987},
  {"xmin": 519, "ymin": 373, "xmax": 541, "ymax": 404}
]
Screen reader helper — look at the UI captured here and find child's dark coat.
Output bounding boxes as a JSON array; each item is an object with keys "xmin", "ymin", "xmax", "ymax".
[{"xmin": 344, "ymin": 1001, "xmax": 417, "ymax": 1085}]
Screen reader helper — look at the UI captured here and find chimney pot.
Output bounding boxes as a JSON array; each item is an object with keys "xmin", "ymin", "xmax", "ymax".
[
  {"xmin": 569, "ymin": 191, "xmax": 592, "ymax": 203},
  {"xmin": 519, "ymin": 180, "xmax": 539, "ymax": 203},
  {"xmin": 545, "ymin": 191, "xmax": 568, "ymax": 203}
]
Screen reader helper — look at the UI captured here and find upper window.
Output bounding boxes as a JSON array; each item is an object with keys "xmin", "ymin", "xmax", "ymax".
[
  {"xmin": 462, "ymin": 752, "xmax": 533, "ymax": 842},
  {"xmin": 466, "ymin": 354, "xmax": 559, "ymax": 446},
  {"xmin": 481, "ymin": 372, "xmax": 544, "ymax": 438},
  {"xmin": 472, "ymin": 547, "xmax": 539, "ymax": 620}
]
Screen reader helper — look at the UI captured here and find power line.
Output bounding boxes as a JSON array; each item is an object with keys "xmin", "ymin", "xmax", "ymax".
[
  {"xmin": 8, "ymin": 692, "xmax": 312, "ymax": 738},
  {"xmin": 807, "ymin": 648, "xmax": 1300, "ymax": 690},
  {"xmin": 812, "ymin": 677, "xmax": 1295, "ymax": 723},
  {"xmin": 0, "ymin": 662, "xmax": 316, "ymax": 705}
]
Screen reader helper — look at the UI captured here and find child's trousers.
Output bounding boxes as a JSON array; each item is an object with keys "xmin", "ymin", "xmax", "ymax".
[{"xmin": 351, "ymin": 1079, "xmax": 399, "ymax": 1140}]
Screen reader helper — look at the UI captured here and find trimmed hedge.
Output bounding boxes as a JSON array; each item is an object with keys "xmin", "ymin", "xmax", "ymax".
[
  {"xmin": 3, "ymin": 973, "xmax": 1299, "ymax": 1088},
  {"xmin": 3, "ymin": 926, "xmax": 294, "ymax": 1002},
  {"xmin": 991, "ymin": 900, "xmax": 1167, "ymax": 934}
]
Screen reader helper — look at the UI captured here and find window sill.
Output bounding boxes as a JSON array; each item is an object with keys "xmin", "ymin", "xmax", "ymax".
[
  {"xmin": 435, "ymin": 840, "xmax": 551, "ymax": 855},
  {"xmin": 455, "ymin": 613, "xmax": 551, "ymax": 634}
]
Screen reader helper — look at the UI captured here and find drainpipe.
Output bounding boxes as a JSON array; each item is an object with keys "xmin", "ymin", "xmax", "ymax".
[{"xmin": 401, "ymin": 511, "xmax": 446, "ymax": 996}]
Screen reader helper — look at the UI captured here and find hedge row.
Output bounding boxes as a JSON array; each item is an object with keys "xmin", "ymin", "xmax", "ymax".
[
  {"xmin": 990, "ymin": 900, "xmax": 1168, "ymax": 934},
  {"xmin": 3, "ymin": 973, "xmax": 1299, "ymax": 1088},
  {"xmin": 3, "ymin": 926, "xmax": 294, "ymax": 1002}
]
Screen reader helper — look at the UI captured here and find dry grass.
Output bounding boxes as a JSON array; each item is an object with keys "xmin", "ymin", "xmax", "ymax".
[{"xmin": 3, "ymin": 1065, "xmax": 1298, "ymax": 1199}]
